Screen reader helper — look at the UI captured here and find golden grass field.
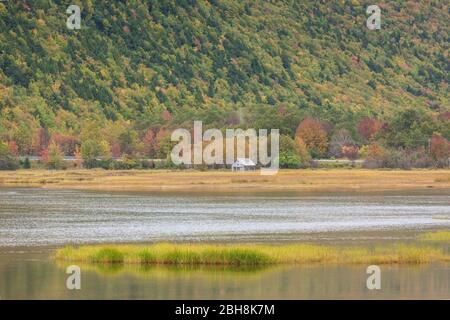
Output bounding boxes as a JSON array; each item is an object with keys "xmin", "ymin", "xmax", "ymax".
[{"xmin": 0, "ymin": 169, "xmax": 450, "ymax": 193}]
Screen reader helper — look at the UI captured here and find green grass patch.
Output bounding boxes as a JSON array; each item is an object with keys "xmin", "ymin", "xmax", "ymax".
[
  {"xmin": 54, "ymin": 242, "xmax": 450, "ymax": 266},
  {"xmin": 89, "ymin": 248, "xmax": 125, "ymax": 264},
  {"xmin": 418, "ymin": 231, "xmax": 450, "ymax": 242},
  {"xmin": 136, "ymin": 249, "xmax": 157, "ymax": 264}
]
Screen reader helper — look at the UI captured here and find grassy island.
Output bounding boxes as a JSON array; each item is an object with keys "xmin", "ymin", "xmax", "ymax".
[{"xmin": 55, "ymin": 233, "xmax": 450, "ymax": 267}]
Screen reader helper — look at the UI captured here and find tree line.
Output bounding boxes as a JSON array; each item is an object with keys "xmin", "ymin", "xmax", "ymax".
[{"xmin": 1, "ymin": 108, "xmax": 449, "ymax": 170}]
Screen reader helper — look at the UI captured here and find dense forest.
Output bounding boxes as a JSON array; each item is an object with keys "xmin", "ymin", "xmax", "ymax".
[{"xmin": 0, "ymin": 0, "xmax": 449, "ymax": 169}]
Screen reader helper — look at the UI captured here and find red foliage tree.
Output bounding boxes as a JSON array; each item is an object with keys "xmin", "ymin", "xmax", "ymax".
[
  {"xmin": 40, "ymin": 147, "xmax": 49, "ymax": 163},
  {"xmin": 430, "ymin": 134, "xmax": 450, "ymax": 161},
  {"xmin": 438, "ymin": 112, "xmax": 450, "ymax": 121},
  {"xmin": 7, "ymin": 141, "xmax": 19, "ymax": 156},
  {"xmin": 110, "ymin": 142, "xmax": 121, "ymax": 158},
  {"xmin": 357, "ymin": 117, "xmax": 382, "ymax": 141},
  {"xmin": 33, "ymin": 128, "xmax": 50, "ymax": 156},
  {"xmin": 51, "ymin": 133, "xmax": 78, "ymax": 156},
  {"xmin": 142, "ymin": 129, "xmax": 156, "ymax": 157},
  {"xmin": 161, "ymin": 110, "xmax": 172, "ymax": 121}
]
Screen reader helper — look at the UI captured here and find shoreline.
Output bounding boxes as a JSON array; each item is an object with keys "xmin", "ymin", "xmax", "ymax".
[
  {"xmin": 0, "ymin": 168, "xmax": 449, "ymax": 194},
  {"xmin": 2, "ymin": 228, "xmax": 449, "ymax": 250}
]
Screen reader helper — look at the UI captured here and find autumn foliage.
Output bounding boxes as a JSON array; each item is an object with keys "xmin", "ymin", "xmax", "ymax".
[
  {"xmin": 357, "ymin": 117, "xmax": 382, "ymax": 141},
  {"xmin": 51, "ymin": 133, "xmax": 78, "ymax": 156},
  {"xmin": 341, "ymin": 145, "xmax": 359, "ymax": 160},
  {"xmin": 7, "ymin": 141, "xmax": 19, "ymax": 156},
  {"xmin": 142, "ymin": 129, "xmax": 156, "ymax": 157},
  {"xmin": 365, "ymin": 143, "xmax": 387, "ymax": 161},
  {"xmin": 295, "ymin": 117, "xmax": 328, "ymax": 157},
  {"xmin": 430, "ymin": 134, "xmax": 450, "ymax": 161}
]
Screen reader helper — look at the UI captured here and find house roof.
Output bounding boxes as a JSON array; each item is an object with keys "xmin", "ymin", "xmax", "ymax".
[{"xmin": 233, "ymin": 158, "xmax": 256, "ymax": 166}]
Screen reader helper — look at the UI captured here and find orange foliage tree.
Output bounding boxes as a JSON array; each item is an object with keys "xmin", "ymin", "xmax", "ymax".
[
  {"xmin": 74, "ymin": 145, "xmax": 83, "ymax": 168},
  {"xmin": 294, "ymin": 136, "xmax": 312, "ymax": 163},
  {"xmin": 33, "ymin": 127, "xmax": 50, "ymax": 156},
  {"xmin": 295, "ymin": 117, "xmax": 328, "ymax": 157},
  {"xmin": 366, "ymin": 143, "xmax": 386, "ymax": 161},
  {"xmin": 341, "ymin": 145, "xmax": 359, "ymax": 160}
]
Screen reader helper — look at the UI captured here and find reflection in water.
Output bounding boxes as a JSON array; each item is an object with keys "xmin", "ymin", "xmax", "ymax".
[
  {"xmin": 0, "ymin": 248, "xmax": 449, "ymax": 299},
  {"xmin": 64, "ymin": 262, "xmax": 272, "ymax": 276}
]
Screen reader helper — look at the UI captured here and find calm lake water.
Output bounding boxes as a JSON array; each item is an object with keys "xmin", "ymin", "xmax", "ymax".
[
  {"xmin": 0, "ymin": 187, "xmax": 449, "ymax": 299},
  {"xmin": 1, "ymin": 188, "xmax": 450, "ymax": 246}
]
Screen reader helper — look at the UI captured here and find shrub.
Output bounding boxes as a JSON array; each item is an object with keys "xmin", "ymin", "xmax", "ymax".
[
  {"xmin": 364, "ymin": 147, "xmax": 436, "ymax": 169},
  {"xmin": 341, "ymin": 145, "xmax": 359, "ymax": 160},
  {"xmin": 19, "ymin": 157, "xmax": 32, "ymax": 169},
  {"xmin": 110, "ymin": 156, "xmax": 140, "ymax": 169},
  {"xmin": 279, "ymin": 151, "xmax": 301, "ymax": 168}
]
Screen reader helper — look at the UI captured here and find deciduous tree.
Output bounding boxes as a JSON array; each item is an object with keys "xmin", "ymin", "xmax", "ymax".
[
  {"xmin": 43, "ymin": 141, "xmax": 64, "ymax": 169},
  {"xmin": 357, "ymin": 117, "xmax": 382, "ymax": 141},
  {"xmin": 0, "ymin": 142, "xmax": 19, "ymax": 170},
  {"xmin": 430, "ymin": 134, "xmax": 450, "ymax": 161},
  {"xmin": 295, "ymin": 117, "xmax": 328, "ymax": 158}
]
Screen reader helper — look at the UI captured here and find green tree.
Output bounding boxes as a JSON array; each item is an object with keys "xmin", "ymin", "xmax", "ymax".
[
  {"xmin": 46, "ymin": 142, "xmax": 64, "ymax": 169},
  {"xmin": 278, "ymin": 135, "xmax": 312, "ymax": 168},
  {"xmin": 81, "ymin": 139, "xmax": 112, "ymax": 168},
  {"xmin": 99, "ymin": 140, "xmax": 112, "ymax": 160},
  {"xmin": 0, "ymin": 142, "xmax": 19, "ymax": 170},
  {"xmin": 22, "ymin": 157, "xmax": 31, "ymax": 169},
  {"xmin": 119, "ymin": 129, "xmax": 138, "ymax": 156},
  {"xmin": 385, "ymin": 109, "xmax": 437, "ymax": 149},
  {"xmin": 13, "ymin": 125, "xmax": 33, "ymax": 155},
  {"xmin": 81, "ymin": 139, "xmax": 102, "ymax": 168},
  {"xmin": 155, "ymin": 135, "xmax": 174, "ymax": 160}
]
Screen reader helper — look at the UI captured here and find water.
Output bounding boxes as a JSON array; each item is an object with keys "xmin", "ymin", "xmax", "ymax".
[
  {"xmin": 0, "ymin": 188, "xmax": 449, "ymax": 246},
  {"xmin": 0, "ymin": 187, "xmax": 449, "ymax": 299},
  {"xmin": 1, "ymin": 247, "xmax": 450, "ymax": 299}
]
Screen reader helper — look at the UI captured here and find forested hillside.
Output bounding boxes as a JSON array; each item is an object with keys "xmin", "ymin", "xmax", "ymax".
[{"xmin": 0, "ymin": 0, "xmax": 449, "ymax": 168}]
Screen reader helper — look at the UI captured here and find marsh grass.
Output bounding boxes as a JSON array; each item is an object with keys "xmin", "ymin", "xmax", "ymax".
[
  {"xmin": 1, "ymin": 169, "xmax": 449, "ymax": 193},
  {"xmin": 418, "ymin": 231, "xmax": 450, "ymax": 242},
  {"xmin": 88, "ymin": 248, "xmax": 125, "ymax": 263},
  {"xmin": 55, "ymin": 242, "xmax": 450, "ymax": 266}
]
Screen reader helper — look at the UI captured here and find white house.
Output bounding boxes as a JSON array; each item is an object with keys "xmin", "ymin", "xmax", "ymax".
[{"xmin": 231, "ymin": 158, "xmax": 256, "ymax": 171}]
